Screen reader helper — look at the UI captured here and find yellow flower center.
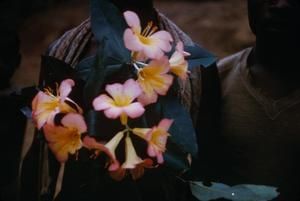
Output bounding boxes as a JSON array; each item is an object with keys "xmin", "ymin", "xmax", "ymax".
[
  {"xmin": 114, "ymin": 95, "xmax": 131, "ymax": 107},
  {"xmin": 67, "ymin": 128, "xmax": 81, "ymax": 145},
  {"xmin": 151, "ymin": 129, "xmax": 167, "ymax": 152},
  {"xmin": 137, "ymin": 21, "xmax": 158, "ymax": 45}
]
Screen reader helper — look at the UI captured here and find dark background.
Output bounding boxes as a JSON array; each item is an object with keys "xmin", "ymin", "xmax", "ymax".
[{"xmin": 10, "ymin": 0, "xmax": 254, "ymax": 89}]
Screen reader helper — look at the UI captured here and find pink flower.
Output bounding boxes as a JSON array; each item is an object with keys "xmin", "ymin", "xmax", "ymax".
[
  {"xmin": 169, "ymin": 41, "xmax": 190, "ymax": 80},
  {"xmin": 123, "ymin": 11, "xmax": 173, "ymax": 60},
  {"xmin": 43, "ymin": 113, "xmax": 87, "ymax": 163},
  {"xmin": 146, "ymin": 119, "xmax": 173, "ymax": 164},
  {"xmin": 82, "ymin": 133, "xmax": 124, "ymax": 171},
  {"xmin": 93, "ymin": 79, "xmax": 145, "ymax": 125},
  {"xmin": 137, "ymin": 57, "xmax": 173, "ymax": 105},
  {"xmin": 32, "ymin": 79, "xmax": 82, "ymax": 129}
]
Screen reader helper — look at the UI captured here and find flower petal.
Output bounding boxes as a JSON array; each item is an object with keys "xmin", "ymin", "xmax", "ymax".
[
  {"xmin": 147, "ymin": 145, "xmax": 156, "ymax": 157},
  {"xmin": 123, "ymin": 11, "xmax": 141, "ymax": 33},
  {"xmin": 137, "ymin": 91, "xmax": 158, "ymax": 106},
  {"xmin": 122, "ymin": 136, "xmax": 143, "ymax": 169},
  {"xmin": 132, "ymin": 128, "xmax": 151, "ymax": 140},
  {"xmin": 158, "ymin": 118, "xmax": 173, "ymax": 131},
  {"xmin": 109, "ymin": 167, "xmax": 126, "ymax": 181},
  {"xmin": 123, "ymin": 79, "xmax": 142, "ymax": 101},
  {"xmin": 93, "ymin": 94, "xmax": 114, "ymax": 111},
  {"xmin": 59, "ymin": 79, "xmax": 75, "ymax": 102},
  {"xmin": 156, "ymin": 152, "xmax": 164, "ymax": 164},
  {"xmin": 61, "ymin": 113, "xmax": 87, "ymax": 133},
  {"xmin": 105, "ymin": 83, "xmax": 123, "ymax": 101},
  {"xmin": 123, "ymin": 102, "xmax": 145, "ymax": 118},
  {"xmin": 124, "ymin": 29, "xmax": 143, "ymax": 52},
  {"xmin": 104, "ymin": 107, "xmax": 123, "ymax": 119}
]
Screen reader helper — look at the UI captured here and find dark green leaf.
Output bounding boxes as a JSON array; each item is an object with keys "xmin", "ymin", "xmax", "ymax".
[
  {"xmin": 90, "ymin": 0, "xmax": 130, "ymax": 65},
  {"xmin": 185, "ymin": 44, "xmax": 217, "ymax": 69},
  {"xmin": 190, "ymin": 181, "xmax": 279, "ymax": 201},
  {"xmin": 160, "ymin": 95, "xmax": 198, "ymax": 157}
]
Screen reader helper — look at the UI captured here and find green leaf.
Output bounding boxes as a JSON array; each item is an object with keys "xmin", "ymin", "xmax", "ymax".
[
  {"xmin": 90, "ymin": 0, "xmax": 130, "ymax": 65},
  {"xmin": 185, "ymin": 44, "xmax": 217, "ymax": 69},
  {"xmin": 190, "ymin": 181, "xmax": 279, "ymax": 201},
  {"xmin": 160, "ymin": 95, "xmax": 198, "ymax": 157}
]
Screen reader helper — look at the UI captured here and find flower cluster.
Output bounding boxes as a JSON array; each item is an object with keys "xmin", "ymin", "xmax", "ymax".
[{"xmin": 31, "ymin": 11, "xmax": 190, "ymax": 181}]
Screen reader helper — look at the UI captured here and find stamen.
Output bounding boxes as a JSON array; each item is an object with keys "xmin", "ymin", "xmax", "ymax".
[
  {"xmin": 148, "ymin": 26, "xmax": 158, "ymax": 36},
  {"xmin": 142, "ymin": 21, "xmax": 153, "ymax": 36},
  {"xmin": 133, "ymin": 63, "xmax": 141, "ymax": 71}
]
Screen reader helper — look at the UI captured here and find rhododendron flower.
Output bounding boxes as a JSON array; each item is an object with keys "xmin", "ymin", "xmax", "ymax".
[
  {"xmin": 32, "ymin": 79, "xmax": 82, "ymax": 129},
  {"xmin": 93, "ymin": 79, "xmax": 145, "ymax": 125},
  {"xmin": 169, "ymin": 41, "xmax": 190, "ymax": 80},
  {"xmin": 146, "ymin": 119, "xmax": 173, "ymax": 164},
  {"xmin": 43, "ymin": 113, "xmax": 87, "ymax": 163},
  {"xmin": 137, "ymin": 57, "xmax": 173, "ymax": 105},
  {"xmin": 123, "ymin": 11, "xmax": 173, "ymax": 60}
]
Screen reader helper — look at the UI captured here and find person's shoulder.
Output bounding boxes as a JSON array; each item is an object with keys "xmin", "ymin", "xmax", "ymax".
[
  {"xmin": 217, "ymin": 47, "xmax": 252, "ymax": 74},
  {"xmin": 46, "ymin": 18, "xmax": 92, "ymax": 67}
]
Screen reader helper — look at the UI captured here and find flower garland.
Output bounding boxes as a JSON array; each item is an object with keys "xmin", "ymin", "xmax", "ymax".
[{"xmin": 31, "ymin": 11, "xmax": 190, "ymax": 182}]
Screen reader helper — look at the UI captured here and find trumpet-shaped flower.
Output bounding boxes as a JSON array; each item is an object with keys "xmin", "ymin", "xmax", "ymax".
[
  {"xmin": 121, "ymin": 135, "xmax": 143, "ymax": 169},
  {"xmin": 43, "ymin": 113, "xmax": 87, "ymax": 163},
  {"xmin": 169, "ymin": 41, "xmax": 190, "ymax": 80},
  {"xmin": 104, "ymin": 131, "xmax": 124, "ymax": 171},
  {"xmin": 32, "ymin": 79, "xmax": 82, "ymax": 129},
  {"xmin": 146, "ymin": 119, "xmax": 173, "ymax": 164},
  {"xmin": 137, "ymin": 57, "xmax": 173, "ymax": 105},
  {"xmin": 123, "ymin": 11, "xmax": 173, "ymax": 60},
  {"xmin": 93, "ymin": 79, "xmax": 145, "ymax": 125}
]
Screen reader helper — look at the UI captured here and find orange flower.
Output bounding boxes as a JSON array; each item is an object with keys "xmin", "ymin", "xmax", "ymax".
[
  {"xmin": 123, "ymin": 11, "xmax": 173, "ymax": 60},
  {"xmin": 43, "ymin": 113, "xmax": 87, "ymax": 163},
  {"xmin": 169, "ymin": 41, "xmax": 190, "ymax": 80},
  {"xmin": 137, "ymin": 57, "xmax": 173, "ymax": 105},
  {"xmin": 32, "ymin": 79, "xmax": 82, "ymax": 129}
]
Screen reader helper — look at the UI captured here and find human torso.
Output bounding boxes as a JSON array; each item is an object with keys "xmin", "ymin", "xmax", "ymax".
[{"xmin": 217, "ymin": 48, "xmax": 300, "ymax": 200}]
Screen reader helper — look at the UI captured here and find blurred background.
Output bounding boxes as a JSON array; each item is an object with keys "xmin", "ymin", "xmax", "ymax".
[{"xmin": 10, "ymin": 0, "xmax": 255, "ymax": 88}]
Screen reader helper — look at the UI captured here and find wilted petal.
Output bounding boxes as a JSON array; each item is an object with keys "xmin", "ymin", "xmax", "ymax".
[
  {"xmin": 109, "ymin": 167, "xmax": 126, "ymax": 181},
  {"xmin": 130, "ymin": 158, "xmax": 153, "ymax": 180}
]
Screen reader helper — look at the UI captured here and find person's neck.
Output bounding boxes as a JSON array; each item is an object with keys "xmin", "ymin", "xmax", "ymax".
[
  {"xmin": 247, "ymin": 39, "xmax": 300, "ymax": 98},
  {"xmin": 252, "ymin": 35, "xmax": 300, "ymax": 77}
]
